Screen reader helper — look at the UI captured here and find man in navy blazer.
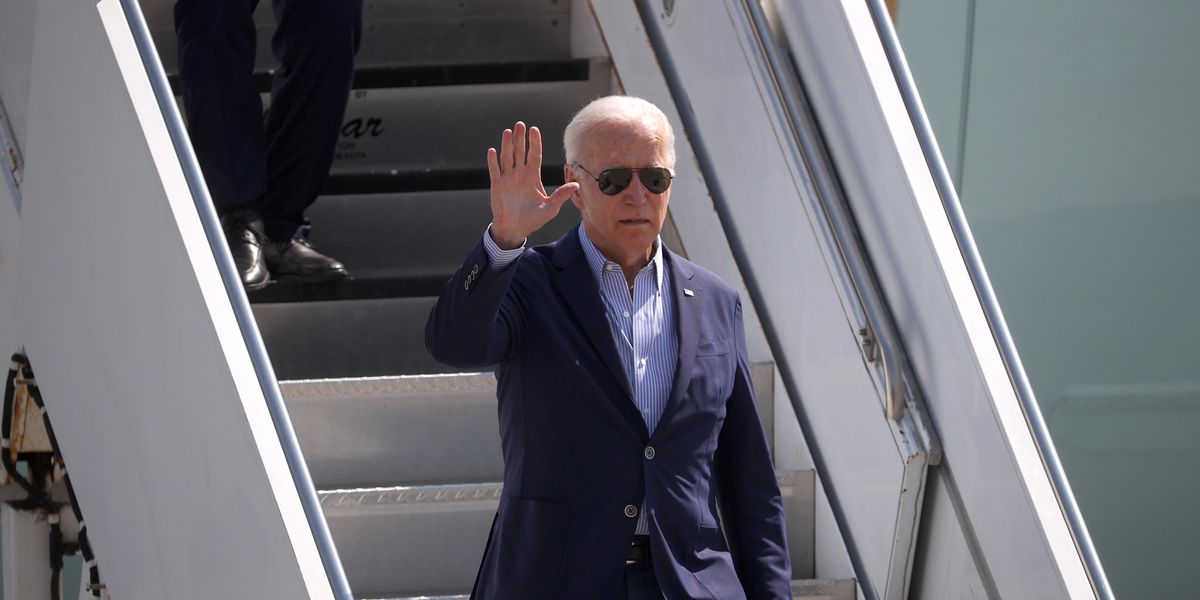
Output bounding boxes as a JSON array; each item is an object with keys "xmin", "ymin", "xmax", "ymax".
[{"xmin": 426, "ymin": 96, "xmax": 791, "ymax": 599}]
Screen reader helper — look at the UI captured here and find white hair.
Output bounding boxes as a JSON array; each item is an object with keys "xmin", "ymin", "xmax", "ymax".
[{"xmin": 563, "ymin": 95, "xmax": 676, "ymax": 169}]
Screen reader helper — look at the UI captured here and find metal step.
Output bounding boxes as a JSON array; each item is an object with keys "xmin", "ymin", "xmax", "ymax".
[
  {"xmin": 253, "ymin": 296, "xmax": 447, "ymax": 380},
  {"xmin": 251, "ymin": 188, "xmax": 581, "ymax": 379},
  {"xmin": 322, "ymin": 472, "xmax": 817, "ymax": 599},
  {"xmin": 250, "ymin": 195, "xmax": 578, "ymax": 380},
  {"xmin": 281, "ymin": 364, "xmax": 783, "ymax": 490},
  {"xmin": 304, "ymin": 189, "xmax": 580, "ymax": 285},
  {"xmin": 362, "ymin": 577, "xmax": 857, "ymax": 599},
  {"xmin": 282, "ymin": 373, "xmax": 504, "ymax": 487},
  {"xmin": 322, "ymin": 483, "xmax": 501, "ymax": 598},
  {"xmin": 260, "ymin": 293, "xmax": 491, "ymax": 380},
  {"xmin": 323, "ymin": 59, "xmax": 609, "ymax": 176},
  {"xmin": 143, "ymin": 0, "xmax": 572, "ymax": 74},
  {"xmin": 244, "ymin": 55, "xmax": 607, "ymax": 380},
  {"xmin": 164, "ymin": 57, "xmax": 608, "ymax": 175}
]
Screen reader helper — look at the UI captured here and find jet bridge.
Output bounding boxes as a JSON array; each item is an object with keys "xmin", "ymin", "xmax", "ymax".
[{"xmin": 0, "ymin": 0, "xmax": 1108, "ymax": 598}]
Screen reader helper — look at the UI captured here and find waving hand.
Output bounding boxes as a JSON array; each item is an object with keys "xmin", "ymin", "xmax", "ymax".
[{"xmin": 486, "ymin": 122, "xmax": 580, "ymax": 249}]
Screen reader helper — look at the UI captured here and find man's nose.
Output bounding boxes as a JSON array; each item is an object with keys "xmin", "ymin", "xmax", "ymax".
[{"xmin": 622, "ymin": 175, "xmax": 649, "ymax": 205}]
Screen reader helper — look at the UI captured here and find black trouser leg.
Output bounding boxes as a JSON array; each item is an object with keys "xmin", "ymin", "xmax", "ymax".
[
  {"xmin": 259, "ymin": 0, "xmax": 363, "ymax": 241},
  {"xmin": 174, "ymin": 0, "xmax": 268, "ymax": 212},
  {"xmin": 625, "ymin": 561, "xmax": 663, "ymax": 599}
]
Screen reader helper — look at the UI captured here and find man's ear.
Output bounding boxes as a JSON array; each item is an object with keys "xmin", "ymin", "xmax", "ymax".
[{"xmin": 564, "ymin": 165, "xmax": 584, "ymax": 209}]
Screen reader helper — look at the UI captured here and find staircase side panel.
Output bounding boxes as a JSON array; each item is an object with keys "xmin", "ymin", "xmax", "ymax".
[
  {"xmin": 776, "ymin": 0, "xmax": 1093, "ymax": 597},
  {"xmin": 0, "ymin": 0, "xmax": 35, "ymax": 150},
  {"xmin": 13, "ymin": 1, "xmax": 334, "ymax": 597},
  {"xmin": 0, "ymin": 141, "xmax": 18, "ymax": 363},
  {"xmin": 0, "ymin": 0, "xmax": 34, "ymax": 362}
]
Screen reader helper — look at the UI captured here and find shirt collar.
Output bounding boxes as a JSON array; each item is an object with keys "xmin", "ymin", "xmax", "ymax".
[{"xmin": 578, "ymin": 223, "xmax": 665, "ymax": 290}]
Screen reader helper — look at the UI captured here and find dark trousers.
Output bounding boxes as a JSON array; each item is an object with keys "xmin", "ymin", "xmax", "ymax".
[
  {"xmin": 625, "ymin": 560, "xmax": 664, "ymax": 599},
  {"xmin": 174, "ymin": 0, "xmax": 362, "ymax": 240}
]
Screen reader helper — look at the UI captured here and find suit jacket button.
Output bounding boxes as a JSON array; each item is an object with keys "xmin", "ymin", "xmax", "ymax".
[
  {"xmin": 643, "ymin": 446, "xmax": 655, "ymax": 460},
  {"xmin": 624, "ymin": 504, "xmax": 638, "ymax": 518}
]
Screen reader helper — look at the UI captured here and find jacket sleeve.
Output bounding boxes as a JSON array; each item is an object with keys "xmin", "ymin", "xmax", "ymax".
[
  {"xmin": 716, "ymin": 298, "xmax": 793, "ymax": 599},
  {"xmin": 424, "ymin": 237, "xmax": 525, "ymax": 368}
]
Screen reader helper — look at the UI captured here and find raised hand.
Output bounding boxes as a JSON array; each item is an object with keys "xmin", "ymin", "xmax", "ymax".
[{"xmin": 487, "ymin": 121, "xmax": 580, "ymax": 249}]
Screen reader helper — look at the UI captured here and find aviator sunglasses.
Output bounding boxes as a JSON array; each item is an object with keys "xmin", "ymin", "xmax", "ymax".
[{"xmin": 572, "ymin": 165, "xmax": 674, "ymax": 196}]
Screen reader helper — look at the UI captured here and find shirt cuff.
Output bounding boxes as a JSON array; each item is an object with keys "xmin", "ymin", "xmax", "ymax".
[{"xmin": 483, "ymin": 224, "xmax": 526, "ymax": 270}]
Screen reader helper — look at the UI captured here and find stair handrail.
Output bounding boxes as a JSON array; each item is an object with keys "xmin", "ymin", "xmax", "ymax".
[
  {"xmin": 112, "ymin": 1, "xmax": 353, "ymax": 597},
  {"xmin": 858, "ymin": 1, "xmax": 1113, "ymax": 597},
  {"xmin": 740, "ymin": 2, "xmax": 911, "ymax": 426}
]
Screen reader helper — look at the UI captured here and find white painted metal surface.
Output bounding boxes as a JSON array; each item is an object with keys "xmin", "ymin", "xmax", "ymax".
[
  {"xmin": 775, "ymin": 0, "xmax": 1096, "ymax": 597},
  {"xmin": 6, "ymin": 0, "xmax": 340, "ymax": 597},
  {"xmin": 2, "ymin": 504, "xmax": 51, "ymax": 600},
  {"xmin": 0, "ymin": 148, "xmax": 18, "ymax": 379},
  {"xmin": 0, "ymin": 0, "xmax": 34, "ymax": 154},
  {"xmin": 0, "ymin": 0, "xmax": 32, "ymax": 369}
]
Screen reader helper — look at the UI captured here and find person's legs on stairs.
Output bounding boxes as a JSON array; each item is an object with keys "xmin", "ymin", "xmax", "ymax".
[
  {"xmin": 175, "ymin": 0, "xmax": 271, "ymax": 289},
  {"xmin": 258, "ymin": 0, "xmax": 362, "ymax": 282}
]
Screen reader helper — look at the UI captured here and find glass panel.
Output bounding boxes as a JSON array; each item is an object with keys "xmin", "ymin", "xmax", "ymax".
[{"xmin": 898, "ymin": 1, "xmax": 1200, "ymax": 597}]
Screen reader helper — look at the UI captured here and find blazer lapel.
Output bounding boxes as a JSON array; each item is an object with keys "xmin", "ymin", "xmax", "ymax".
[
  {"xmin": 549, "ymin": 228, "xmax": 637, "ymax": 404},
  {"xmin": 658, "ymin": 251, "xmax": 700, "ymax": 433}
]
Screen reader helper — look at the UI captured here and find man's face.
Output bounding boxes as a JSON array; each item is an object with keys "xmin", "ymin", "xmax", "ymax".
[{"xmin": 566, "ymin": 118, "xmax": 672, "ymax": 264}]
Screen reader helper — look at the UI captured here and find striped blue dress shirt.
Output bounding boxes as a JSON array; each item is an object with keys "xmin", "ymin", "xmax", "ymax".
[{"xmin": 484, "ymin": 224, "xmax": 679, "ymax": 536}]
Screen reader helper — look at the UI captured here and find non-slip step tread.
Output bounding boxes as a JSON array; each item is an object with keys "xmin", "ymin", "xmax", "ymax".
[
  {"xmin": 281, "ymin": 372, "xmax": 495, "ymax": 399},
  {"xmin": 320, "ymin": 473, "xmax": 809, "ymax": 507},
  {"xmin": 359, "ymin": 578, "xmax": 855, "ymax": 600},
  {"xmin": 320, "ymin": 482, "xmax": 503, "ymax": 512}
]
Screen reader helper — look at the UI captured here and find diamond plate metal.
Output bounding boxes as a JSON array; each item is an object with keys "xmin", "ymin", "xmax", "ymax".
[
  {"xmin": 319, "ymin": 483, "xmax": 503, "ymax": 509},
  {"xmin": 281, "ymin": 372, "xmax": 496, "ymax": 401}
]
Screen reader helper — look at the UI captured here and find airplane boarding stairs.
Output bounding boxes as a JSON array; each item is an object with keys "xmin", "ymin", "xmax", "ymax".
[
  {"xmin": 0, "ymin": 0, "xmax": 1108, "ymax": 597},
  {"xmin": 146, "ymin": 0, "xmax": 855, "ymax": 597}
]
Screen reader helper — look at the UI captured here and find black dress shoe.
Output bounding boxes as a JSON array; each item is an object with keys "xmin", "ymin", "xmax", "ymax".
[
  {"xmin": 219, "ymin": 209, "xmax": 269, "ymax": 290},
  {"xmin": 264, "ymin": 237, "xmax": 349, "ymax": 283}
]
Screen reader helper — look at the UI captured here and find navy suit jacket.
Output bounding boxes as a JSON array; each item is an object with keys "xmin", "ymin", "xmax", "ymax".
[{"xmin": 425, "ymin": 227, "xmax": 791, "ymax": 599}]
